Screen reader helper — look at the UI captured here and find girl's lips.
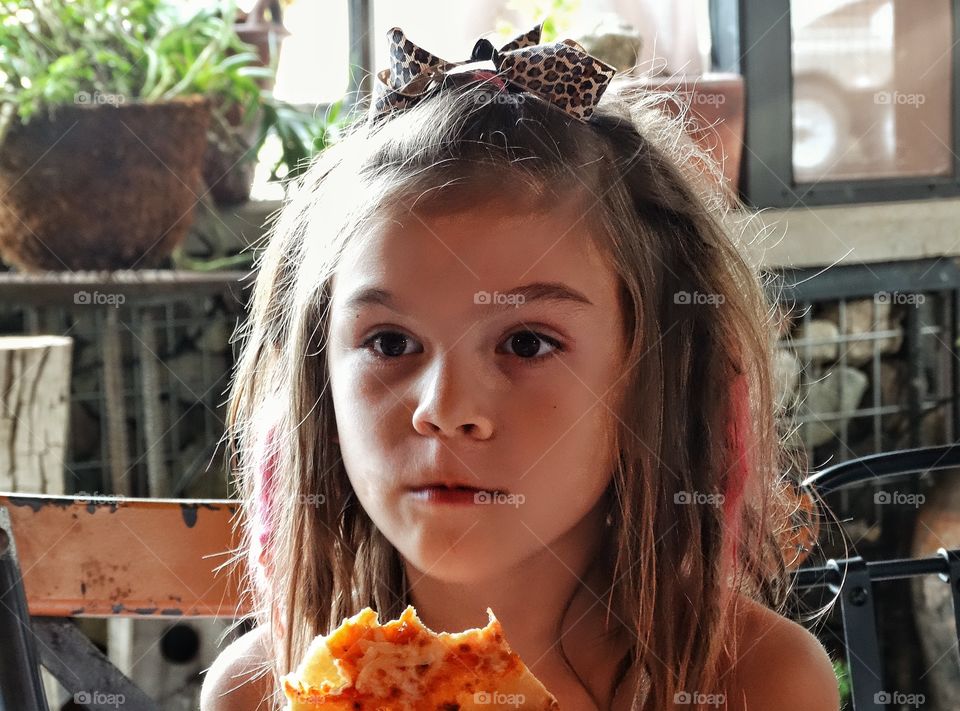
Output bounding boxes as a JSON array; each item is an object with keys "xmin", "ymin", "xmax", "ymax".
[
  {"xmin": 407, "ymin": 485, "xmax": 502, "ymax": 506},
  {"xmin": 407, "ymin": 477, "xmax": 509, "ymax": 494}
]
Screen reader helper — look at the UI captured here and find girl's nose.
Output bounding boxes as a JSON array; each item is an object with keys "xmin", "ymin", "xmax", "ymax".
[{"xmin": 410, "ymin": 359, "xmax": 495, "ymax": 440}]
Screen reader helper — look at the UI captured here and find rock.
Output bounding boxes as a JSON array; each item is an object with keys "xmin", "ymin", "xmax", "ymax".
[
  {"xmin": 792, "ymin": 319, "xmax": 840, "ymax": 364},
  {"xmin": 69, "ymin": 401, "xmax": 100, "ymax": 461},
  {"xmin": 921, "ymin": 406, "xmax": 948, "ymax": 445},
  {"xmin": 174, "ymin": 400, "xmax": 210, "ymax": 450},
  {"xmin": 880, "ymin": 360, "xmax": 914, "ymax": 408},
  {"xmin": 193, "ymin": 319, "xmax": 233, "ymax": 355},
  {"xmin": 841, "ymin": 519, "xmax": 882, "ymax": 544},
  {"xmin": 916, "ymin": 295, "xmax": 944, "ymax": 379},
  {"xmin": 164, "ymin": 349, "xmax": 227, "ymax": 401},
  {"xmin": 75, "ymin": 337, "xmax": 101, "ymax": 371},
  {"xmin": 773, "ymin": 304, "xmax": 797, "ymax": 339},
  {"xmin": 878, "ymin": 360, "xmax": 911, "ymax": 442},
  {"xmin": 819, "ymin": 298, "xmax": 903, "ymax": 366},
  {"xmin": 72, "ymin": 369, "xmax": 101, "ymax": 408},
  {"xmin": 180, "ymin": 438, "xmax": 229, "ymax": 500},
  {"xmin": 879, "ymin": 361, "xmax": 941, "ymax": 445},
  {"xmin": 773, "ymin": 347, "xmax": 801, "ymax": 411},
  {"xmin": 798, "ymin": 366, "xmax": 869, "ymax": 447}
]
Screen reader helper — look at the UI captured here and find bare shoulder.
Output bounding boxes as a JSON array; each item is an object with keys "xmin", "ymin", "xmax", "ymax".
[
  {"xmin": 726, "ymin": 596, "xmax": 840, "ymax": 711},
  {"xmin": 200, "ymin": 624, "xmax": 278, "ymax": 711}
]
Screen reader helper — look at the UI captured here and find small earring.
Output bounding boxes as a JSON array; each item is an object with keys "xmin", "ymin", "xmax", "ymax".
[{"xmin": 605, "ymin": 512, "xmax": 614, "ymax": 527}]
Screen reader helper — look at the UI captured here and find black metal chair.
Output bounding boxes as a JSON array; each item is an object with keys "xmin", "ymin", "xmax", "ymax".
[{"xmin": 793, "ymin": 443, "xmax": 960, "ymax": 711}]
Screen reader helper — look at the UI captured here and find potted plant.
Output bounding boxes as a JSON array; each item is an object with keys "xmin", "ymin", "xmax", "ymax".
[
  {"xmin": 173, "ymin": 95, "xmax": 352, "ymax": 273},
  {"xmin": 203, "ymin": 0, "xmax": 291, "ymax": 205},
  {"xmin": 256, "ymin": 95, "xmax": 348, "ymax": 186},
  {"xmin": 0, "ymin": 0, "xmax": 270, "ymax": 271}
]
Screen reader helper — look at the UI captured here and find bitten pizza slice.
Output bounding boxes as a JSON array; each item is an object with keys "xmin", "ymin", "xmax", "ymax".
[{"xmin": 281, "ymin": 605, "xmax": 560, "ymax": 710}]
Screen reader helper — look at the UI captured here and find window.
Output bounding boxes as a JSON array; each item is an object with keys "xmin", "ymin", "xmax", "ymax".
[{"xmin": 243, "ymin": 0, "xmax": 712, "ymax": 200}]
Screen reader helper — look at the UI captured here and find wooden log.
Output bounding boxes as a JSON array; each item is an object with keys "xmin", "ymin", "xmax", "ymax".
[{"xmin": 0, "ymin": 335, "xmax": 73, "ymax": 494}]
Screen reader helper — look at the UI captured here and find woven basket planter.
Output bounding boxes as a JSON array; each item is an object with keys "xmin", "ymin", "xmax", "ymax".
[{"xmin": 0, "ymin": 95, "xmax": 211, "ymax": 271}]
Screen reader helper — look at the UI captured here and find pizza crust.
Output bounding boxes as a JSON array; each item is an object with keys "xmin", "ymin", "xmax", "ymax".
[{"xmin": 282, "ymin": 605, "xmax": 560, "ymax": 710}]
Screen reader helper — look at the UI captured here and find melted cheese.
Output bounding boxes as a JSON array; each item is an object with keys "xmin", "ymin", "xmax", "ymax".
[{"xmin": 353, "ymin": 635, "xmax": 447, "ymax": 697}]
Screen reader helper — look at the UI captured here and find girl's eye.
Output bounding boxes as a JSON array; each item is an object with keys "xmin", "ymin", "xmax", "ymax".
[
  {"xmin": 363, "ymin": 331, "xmax": 421, "ymax": 358},
  {"xmin": 500, "ymin": 330, "xmax": 563, "ymax": 363},
  {"xmin": 361, "ymin": 329, "xmax": 563, "ymax": 363}
]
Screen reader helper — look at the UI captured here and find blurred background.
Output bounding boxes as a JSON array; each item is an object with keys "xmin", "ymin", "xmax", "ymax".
[{"xmin": 3, "ymin": 1, "xmax": 960, "ymax": 709}]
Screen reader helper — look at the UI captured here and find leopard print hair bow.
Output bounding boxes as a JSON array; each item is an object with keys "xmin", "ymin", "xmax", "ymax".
[{"xmin": 370, "ymin": 21, "xmax": 618, "ymax": 123}]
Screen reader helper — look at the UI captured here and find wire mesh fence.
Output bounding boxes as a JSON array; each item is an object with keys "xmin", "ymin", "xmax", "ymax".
[{"xmin": 0, "ymin": 271, "xmax": 249, "ymax": 500}]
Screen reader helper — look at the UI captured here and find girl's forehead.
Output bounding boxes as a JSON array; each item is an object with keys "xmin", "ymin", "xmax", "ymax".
[
  {"xmin": 329, "ymin": 202, "xmax": 620, "ymax": 316},
  {"xmin": 338, "ymin": 198, "xmax": 607, "ymax": 277}
]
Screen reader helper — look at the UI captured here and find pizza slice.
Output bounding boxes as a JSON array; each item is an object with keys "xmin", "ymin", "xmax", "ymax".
[{"xmin": 281, "ymin": 605, "xmax": 560, "ymax": 710}]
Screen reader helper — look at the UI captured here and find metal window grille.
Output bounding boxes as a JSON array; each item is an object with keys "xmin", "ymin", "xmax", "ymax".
[
  {"xmin": 771, "ymin": 257, "xmax": 960, "ymax": 705},
  {"xmin": 0, "ymin": 271, "xmax": 248, "ymax": 499}
]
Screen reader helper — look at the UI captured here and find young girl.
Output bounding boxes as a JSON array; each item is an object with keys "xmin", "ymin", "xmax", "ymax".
[{"xmin": 201, "ymin": 20, "xmax": 839, "ymax": 711}]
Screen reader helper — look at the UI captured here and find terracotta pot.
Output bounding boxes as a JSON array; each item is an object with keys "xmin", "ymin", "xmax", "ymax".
[
  {"xmin": 0, "ymin": 95, "xmax": 211, "ymax": 271},
  {"xmin": 202, "ymin": 11, "xmax": 289, "ymax": 206},
  {"xmin": 201, "ymin": 95, "xmax": 262, "ymax": 207},
  {"xmin": 621, "ymin": 73, "xmax": 745, "ymax": 204}
]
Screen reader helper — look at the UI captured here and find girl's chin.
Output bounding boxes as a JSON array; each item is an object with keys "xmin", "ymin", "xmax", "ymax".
[{"xmin": 400, "ymin": 544, "xmax": 517, "ymax": 585}]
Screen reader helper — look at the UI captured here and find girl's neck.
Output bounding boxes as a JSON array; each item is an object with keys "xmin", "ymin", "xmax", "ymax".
[{"xmin": 403, "ymin": 495, "xmax": 633, "ymax": 707}]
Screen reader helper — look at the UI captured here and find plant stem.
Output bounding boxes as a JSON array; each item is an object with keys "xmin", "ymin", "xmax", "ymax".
[{"xmin": 0, "ymin": 101, "xmax": 15, "ymax": 149}]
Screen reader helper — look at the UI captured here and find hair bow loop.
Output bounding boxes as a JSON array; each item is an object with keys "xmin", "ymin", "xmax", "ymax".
[{"xmin": 470, "ymin": 37, "xmax": 498, "ymax": 64}]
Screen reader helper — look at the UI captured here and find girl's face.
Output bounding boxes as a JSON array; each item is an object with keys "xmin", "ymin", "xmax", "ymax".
[{"xmin": 327, "ymin": 197, "xmax": 627, "ymax": 583}]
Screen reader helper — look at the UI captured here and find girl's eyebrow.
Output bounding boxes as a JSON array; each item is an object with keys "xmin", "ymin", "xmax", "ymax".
[{"xmin": 341, "ymin": 281, "xmax": 595, "ymax": 316}]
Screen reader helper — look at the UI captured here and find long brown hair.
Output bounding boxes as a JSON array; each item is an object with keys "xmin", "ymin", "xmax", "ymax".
[{"xmin": 223, "ymin": 71, "xmax": 813, "ymax": 710}]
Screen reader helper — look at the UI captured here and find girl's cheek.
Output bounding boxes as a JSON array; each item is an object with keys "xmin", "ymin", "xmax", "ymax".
[
  {"xmin": 334, "ymin": 350, "xmax": 389, "ymax": 393},
  {"xmin": 350, "ymin": 368, "xmax": 408, "ymax": 408},
  {"xmin": 346, "ymin": 345, "xmax": 412, "ymax": 383}
]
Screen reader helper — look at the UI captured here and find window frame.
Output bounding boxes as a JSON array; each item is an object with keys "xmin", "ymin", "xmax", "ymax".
[{"xmin": 711, "ymin": 0, "xmax": 960, "ymax": 207}]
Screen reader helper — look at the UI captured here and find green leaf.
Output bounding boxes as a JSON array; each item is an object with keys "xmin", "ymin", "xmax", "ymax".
[{"xmin": 236, "ymin": 66, "xmax": 274, "ymax": 81}]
